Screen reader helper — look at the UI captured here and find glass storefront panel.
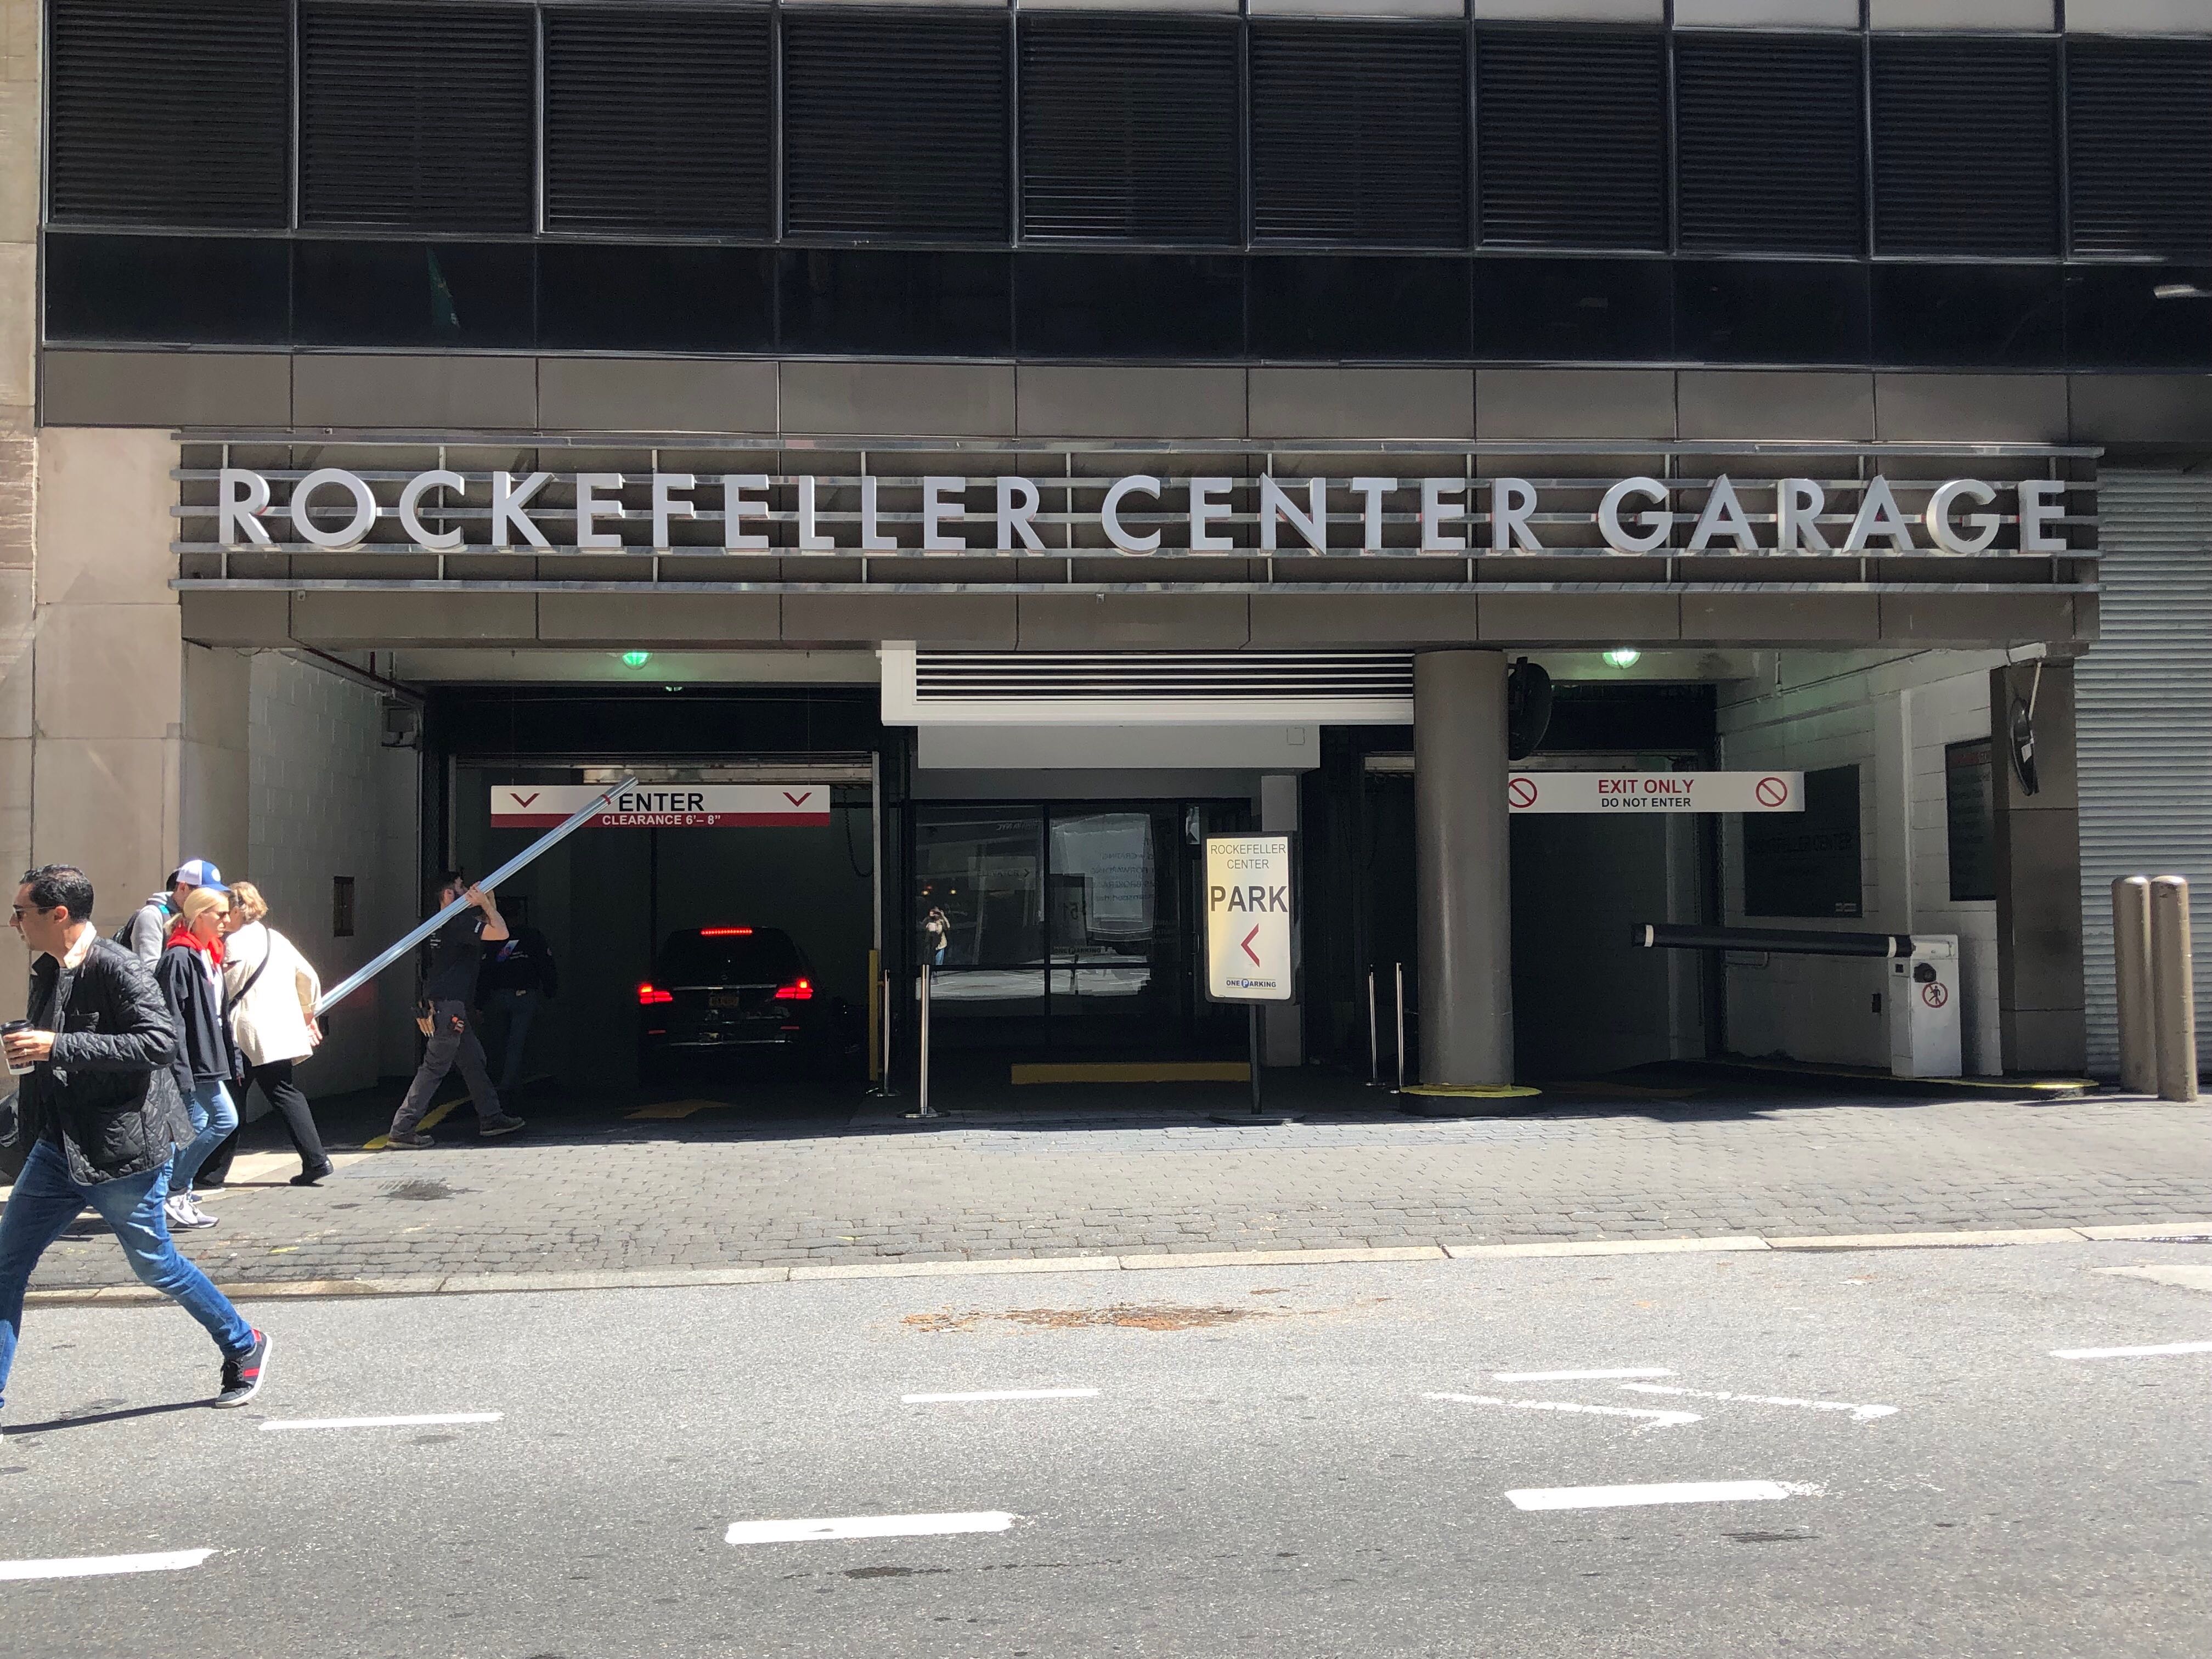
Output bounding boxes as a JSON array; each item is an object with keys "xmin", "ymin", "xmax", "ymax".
[{"xmin": 916, "ymin": 810, "xmax": 1047, "ymax": 1030}]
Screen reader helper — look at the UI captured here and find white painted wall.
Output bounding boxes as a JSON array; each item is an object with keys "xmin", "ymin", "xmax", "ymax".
[
  {"xmin": 244, "ymin": 652, "xmax": 419, "ymax": 1102},
  {"xmin": 1717, "ymin": 650, "xmax": 2005, "ymax": 1076}
]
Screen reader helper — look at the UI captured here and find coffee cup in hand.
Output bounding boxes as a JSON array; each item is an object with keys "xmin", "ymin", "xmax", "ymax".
[{"xmin": 2, "ymin": 1020, "xmax": 33, "ymax": 1076}]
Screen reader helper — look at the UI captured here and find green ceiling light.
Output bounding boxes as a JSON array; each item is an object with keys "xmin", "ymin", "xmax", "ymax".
[
  {"xmin": 1602, "ymin": 647, "xmax": 1642, "ymax": 669},
  {"xmin": 621, "ymin": 650, "xmax": 651, "ymax": 669}
]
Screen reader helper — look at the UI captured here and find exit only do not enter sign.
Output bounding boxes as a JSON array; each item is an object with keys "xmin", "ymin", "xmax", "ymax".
[{"xmin": 1506, "ymin": 772, "xmax": 1805, "ymax": 815}]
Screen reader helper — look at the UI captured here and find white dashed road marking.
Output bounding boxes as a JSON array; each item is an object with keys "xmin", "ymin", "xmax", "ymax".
[
  {"xmin": 1491, "ymin": 1369, "xmax": 1675, "ymax": 1383},
  {"xmin": 2050, "ymin": 1341, "xmax": 2212, "ymax": 1361},
  {"xmin": 0, "ymin": 1549, "xmax": 216, "ymax": 1581},
  {"xmin": 901, "ymin": 1390, "xmax": 1099, "ymax": 1404},
  {"xmin": 1618, "ymin": 1383, "xmax": 1898, "ymax": 1422},
  {"xmin": 726, "ymin": 1512, "xmax": 1020, "ymax": 1545},
  {"xmin": 1425, "ymin": 1392, "xmax": 1700, "ymax": 1430},
  {"xmin": 1506, "ymin": 1481, "xmax": 1821, "ymax": 1513},
  {"xmin": 259, "ymin": 1414, "xmax": 504, "ymax": 1431}
]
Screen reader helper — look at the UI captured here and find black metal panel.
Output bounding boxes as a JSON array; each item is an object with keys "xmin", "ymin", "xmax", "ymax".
[
  {"xmin": 1019, "ymin": 14, "xmax": 1239, "ymax": 245},
  {"xmin": 1016, "ymin": 253, "xmax": 1244, "ymax": 358},
  {"xmin": 293, "ymin": 240, "xmax": 536, "ymax": 348},
  {"xmin": 49, "ymin": 0, "xmax": 290, "ymax": 228},
  {"xmin": 783, "ymin": 10, "xmax": 1010, "ymax": 241},
  {"xmin": 777, "ymin": 249, "xmax": 1012, "ymax": 356},
  {"xmin": 1250, "ymin": 20, "xmax": 1468, "ymax": 247},
  {"xmin": 45, "ymin": 232, "xmax": 290, "ymax": 343},
  {"xmin": 545, "ymin": 5, "xmax": 773, "ymax": 236},
  {"xmin": 1477, "ymin": 27, "xmax": 1668, "ymax": 251},
  {"xmin": 2067, "ymin": 36, "xmax": 2212, "ymax": 261},
  {"xmin": 301, "ymin": 3, "xmax": 536, "ymax": 233},
  {"xmin": 1675, "ymin": 32, "xmax": 1863, "ymax": 256},
  {"xmin": 539, "ymin": 244, "xmax": 775, "ymax": 352},
  {"xmin": 1248, "ymin": 256, "xmax": 1471, "ymax": 360},
  {"xmin": 1870, "ymin": 35, "xmax": 2059, "ymax": 258}
]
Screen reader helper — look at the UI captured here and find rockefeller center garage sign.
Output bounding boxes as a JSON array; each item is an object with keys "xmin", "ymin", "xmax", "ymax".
[{"xmin": 202, "ymin": 465, "xmax": 2085, "ymax": 559}]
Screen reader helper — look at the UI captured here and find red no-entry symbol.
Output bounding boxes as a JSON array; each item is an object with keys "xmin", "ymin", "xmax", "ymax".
[
  {"xmin": 1921, "ymin": 981, "xmax": 1949, "ymax": 1009},
  {"xmin": 1755, "ymin": 776, "xmax": 1790, "ymax": 808},
  {"xmin": 1508, "ymin": 777, "xmax": 1539, "ymax": 809}
]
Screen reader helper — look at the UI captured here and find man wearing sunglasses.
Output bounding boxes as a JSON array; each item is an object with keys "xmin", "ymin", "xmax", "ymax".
[{"xmin": 2, "ymin": 865, "xmax": 270, "ymax": 1427}]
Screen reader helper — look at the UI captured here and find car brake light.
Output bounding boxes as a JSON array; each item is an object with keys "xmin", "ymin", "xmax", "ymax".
[
  {"xmin": 636, "ymin": 982, "xmax": 673, "ymax": 1006},
  {"xmin": 772, "ymin": 978, "xmax": 814, "ymax": 1001},
  {"xmin": 700, "ymin": 927, "xmax": 753, "ymax": 936}
]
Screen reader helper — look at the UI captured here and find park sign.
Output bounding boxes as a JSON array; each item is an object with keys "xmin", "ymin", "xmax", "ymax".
[
  {"xmin": 209, "ymin": 466, "xmax": 2078, "ymax": 558},
  {"xmin": 1506, "ymin": 772, "xmax": 1806, "ymax": 814},
  {"xmin": 490, "ymin": 784, "xmax": 831, "ymax": 828},
  {"xmin": 1204, "ymin": 834, "xmax": 1295, "ymax": 1003}
]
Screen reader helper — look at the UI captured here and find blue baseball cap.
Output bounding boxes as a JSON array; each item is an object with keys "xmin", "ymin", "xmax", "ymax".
[{"xmin": 172, "ymin": 859, "xmax": 226, "ymax": 893}]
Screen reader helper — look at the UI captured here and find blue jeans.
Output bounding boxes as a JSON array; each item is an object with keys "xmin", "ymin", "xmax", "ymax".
[
  {"xmin": 171, "ymin": 1079, "xmax": 236, "ymax": 1197},
  {"xmin": 0, "ymin": 1136, "xmax": 254, "ymax": 1414}
]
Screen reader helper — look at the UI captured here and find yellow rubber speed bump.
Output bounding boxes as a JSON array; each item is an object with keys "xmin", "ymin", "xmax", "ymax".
[{"xmin": 1399, "ymin": 1084, "xmax": 1542, "ymax": 1099}]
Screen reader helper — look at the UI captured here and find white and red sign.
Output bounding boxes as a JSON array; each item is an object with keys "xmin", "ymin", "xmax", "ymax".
[
  {"xmin": 490, "ymin": 784, "xmax": 831, "ymax": 829},
  {"xmin": 1203, "ymin": 834, "xmax": 1294, "ymax": 1003},
  {"xmin": 1505, "ymin": 772, "xmax": 1804, "ymax": 815}
]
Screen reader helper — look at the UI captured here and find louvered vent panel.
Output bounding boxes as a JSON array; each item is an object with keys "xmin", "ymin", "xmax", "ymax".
[
  {"xmin": 1871, "ymin": 36, "xmax": 2058, "ymax": 258},
  {"xmin": 49, "ymin": 0, "xmax": 290, "ymax": 227},
  {"xmin": 1019, "ymin": 15, "xmax": 1240, "ymax": 244},
  {"xmin": 1250, "ymin": 22, "xmax": 1468, "ymax": 246},
  {"xmin": 1477, "ymin": 28, "xmax": 1668, "ymax": 250},
  {"xmin": 783, "ymin": 11, "xmax": 1010, "ymax": 241},
  {"xmin": 302, "ymin": 3, "xmax": 535, "ymax": 232},
  {"xmin": 916, "ymin": 653, "xmax": 1417, "ymax": 703},
  {"xmin": 2067, "ymin": 37, "xmax": 2212, "ymax": 261},
  {"xmin": 1676, "ymin": 33, "xmax": 1863, "ymax": 255},
  {"xmin": 546, "ymin": 5, "xmax": 772, "ymax": 235}
]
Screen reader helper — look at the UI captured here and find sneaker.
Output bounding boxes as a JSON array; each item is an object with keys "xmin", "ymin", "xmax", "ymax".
[
  {"xmin": 163, "ymin": 1193, "xmax": 215, "ymax": 1231},
  {"xmin": 383, "ymin": 1130, "xmax": 433, "ymax": 1149},
  {"xmin": 477, "ymin": 1114, "xmax": 526, "ymax": 1138},
  {"xmin": 180, "ymin": 1195, "xmax": 219, "ymax": 1230},
  {"xmin": 212, "ymin": 1329, "xmax": 272, "ymax": 1408}
]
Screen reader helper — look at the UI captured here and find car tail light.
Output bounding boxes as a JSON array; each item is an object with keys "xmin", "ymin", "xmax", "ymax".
[
  {"xmin": 636, "ymin": 982, "xmax": 674, "ymax": 1006},
  {"xmin": 772, "ymin": 977, "xmax": 814, "ymax": 1001},
  {"xmin": 700, "ymin": 927, "xmax": 753, "ymax": 936}
]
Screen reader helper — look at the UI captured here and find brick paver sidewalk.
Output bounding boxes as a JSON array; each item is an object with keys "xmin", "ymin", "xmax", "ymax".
[{"xmin": 13, "ymin": 1073, "xmax": 2211, "ymax": 1293}]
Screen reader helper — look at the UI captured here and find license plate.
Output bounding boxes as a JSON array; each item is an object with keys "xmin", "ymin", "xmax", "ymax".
[{"xmin": 709, "ymin": 991, "xmax": 746, "ymax": 1009}]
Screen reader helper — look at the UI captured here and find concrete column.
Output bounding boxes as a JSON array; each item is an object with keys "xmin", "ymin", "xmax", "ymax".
[
  {"xmin": 1414, "ymin": 650, "xmax": 1512, "ymax": 1085},
  {"xmin": 2113, "ymin": 876, "xmax": 2155, "ymax": 1094},
  {"xmin": 2149, "ymin": 876, "xmax": 2200, "ymax": 1104},
  {"xmin": 1259, "ymin": 772, "xmax": 1304, "ymax": 1067},
  {"xmin": 0, "ymin": 0, "xmax": 38, "ymax": 1024},
  {"xmin": 1990, "ymin": 663, "xmax": 2086, "ymax": 1072}
]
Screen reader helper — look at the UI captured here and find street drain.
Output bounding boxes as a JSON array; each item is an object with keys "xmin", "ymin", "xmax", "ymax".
[
  {"xmin": 904, "ymin": 1303, "xmax": 1297, "ymax": 1334},
  {"xmin": 381, "ymin": 1180, "xmax": 458, "ymax": 1202}
]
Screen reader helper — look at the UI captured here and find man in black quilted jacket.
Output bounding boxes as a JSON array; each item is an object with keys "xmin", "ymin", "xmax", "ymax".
[{"xmin": 1, "ymin": 865, "xmax": 272, "ymax": 1424}]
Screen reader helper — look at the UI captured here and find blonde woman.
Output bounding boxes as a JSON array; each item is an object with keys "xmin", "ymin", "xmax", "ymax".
[{"xmin": 222, "ymin": 882, "xmax": 334, "ymax": 1186}]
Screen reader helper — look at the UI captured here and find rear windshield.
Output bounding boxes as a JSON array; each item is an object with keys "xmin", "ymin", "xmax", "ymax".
[{"xmin": 655, "ymin": 930, "xmax": 802, "ymax": 984}]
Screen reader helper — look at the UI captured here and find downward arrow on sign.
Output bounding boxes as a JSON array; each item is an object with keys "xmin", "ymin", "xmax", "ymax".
[
  {"xmin": 1240, "ymin": 926, "xmax": 1261, "ymax": 965},
  {"xmin": 783, "ymin": 791, "xmax": 812, "ymax": 806},
  {"xmin": 511, "ymin": 792, "xmax": 540, "ymax": 808}
]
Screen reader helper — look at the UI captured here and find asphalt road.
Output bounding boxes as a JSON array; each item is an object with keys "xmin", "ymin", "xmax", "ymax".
[{"xmin": 1, "ymin": 1240, "xmax": 2206, "ymax": 1658}]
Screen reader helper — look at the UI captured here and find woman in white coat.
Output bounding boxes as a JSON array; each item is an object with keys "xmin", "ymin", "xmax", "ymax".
[{"xmin": 221, "ymin": 882, "xmax": 334, "ymax": 1186}]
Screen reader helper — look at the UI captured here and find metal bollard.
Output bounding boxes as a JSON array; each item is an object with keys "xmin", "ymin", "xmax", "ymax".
[
  {"xmin": 2149, "ymin": 876, "xmax": 2200, "ymax": 1104},
  {"xmin": 2113, "ymin": 877, "xmax": 2155, "ymax": 1094},
  {"xmin": 1367, "ymin": 969, "xmax": 1380, "ymax": 1088},
  {"xmin": 911, "ymin": 963, "xmax": 939, "ymax": 1120},
  {"xmin": 1393, "ymin": 961, "xmax": 1407, "ymax": 1093},
  {"xmin": 871, "ymin": 969, "xmax": 897, "ymax": 1098}
]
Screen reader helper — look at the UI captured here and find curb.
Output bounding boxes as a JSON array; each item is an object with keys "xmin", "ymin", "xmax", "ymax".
[{"xmin": 21, "ymin": 1221, "xmax": 2211, "ymax": 1307}]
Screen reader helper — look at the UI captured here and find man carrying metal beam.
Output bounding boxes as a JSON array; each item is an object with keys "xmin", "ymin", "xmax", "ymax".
[{"xmin": 385, "ymin": 876, "xmax": 526, "ymax": 1150}]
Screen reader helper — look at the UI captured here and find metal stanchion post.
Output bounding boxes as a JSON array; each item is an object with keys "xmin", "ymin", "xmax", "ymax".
[
  {"xmin": 2149, "ymin": 876, "xmax": 2200, "ymax": 1104},
  {"xmin": 906, "ymin": 963, "xmax": 939, "ymax": 1120},
  {"xmin": 2114, "ymin": 877, "xmax": 2154, "ymax": 1094},
  {"xmin": 870, "ymin": 969, "xmax": 896, "ymax": 1098},
  {"xmin": 1366, "ymin": 969, "xmax": 1380, "ymax": 1088},
  {"xmin": 1393, "ymin": 961, "xmax": 1407, "ymax": 1094}
]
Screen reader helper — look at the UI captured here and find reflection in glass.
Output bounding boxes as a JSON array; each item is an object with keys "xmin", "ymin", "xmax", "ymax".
[
  {"xmin": 915, "ymin": 810, "xmax": 1043, "ymax": 969},
  {"xmin": 1049, "ymin": 812, "xmax": 1155, "ymax": 999}
]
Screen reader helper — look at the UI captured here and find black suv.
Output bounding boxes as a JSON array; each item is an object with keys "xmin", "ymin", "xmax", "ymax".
[{"xmin": 637, "ymin": 927, "xmax": 826, "ymax": 1082}]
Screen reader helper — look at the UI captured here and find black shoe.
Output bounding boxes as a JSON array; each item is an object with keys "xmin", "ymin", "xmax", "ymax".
[
  {"xmin": 291, "ymin": 1165, "xmax": 334, "ymax": 1186},
  {"xmin": 213, "ymin": 1329, "xmax": 272, "ymax": 1408}
]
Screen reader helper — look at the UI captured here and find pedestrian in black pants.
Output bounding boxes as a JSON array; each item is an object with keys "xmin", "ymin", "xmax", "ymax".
[
  {"xmin": 386, "ymin": 874, "xmax": 526, "ymax": 1149},
  {"xmin": 217, "ymin": 882, "xmax": 333, "ymax": 1186}
]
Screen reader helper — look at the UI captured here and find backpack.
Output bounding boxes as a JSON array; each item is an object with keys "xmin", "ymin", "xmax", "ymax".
[{"xmin": 112, "ymin": 897, "xmax": 172, "ymax": 951}]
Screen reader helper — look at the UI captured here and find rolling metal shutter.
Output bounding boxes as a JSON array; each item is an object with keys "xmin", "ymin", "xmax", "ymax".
[
  {"xmin": 1871, "ymin": 35, "xmax": 2059, "ymax": 258},
  {"xmin": 1477, "ymin": 26, "xmax": 1668, "ymax": 251},
  {"xmin": 2075, "ymin": 471, "xmax": 2212, "ymax": 1075},
  {"xmin": 1250, "ymin": 21, "xmax": 1468, "ymax": 247},
  {"xmin": 48, "ymin": 0, "xmax": 290, "ymax": 228},
  {"xmin": 1675, "ymin": 31, "xmax": 1862, "ymax": 256},
  {"xmin": 545, "ymin": 5, "xmax": 773, "ymax": 236},
  {"xmin": 2067, "ymin": 37, "xmax": 2212, "ymax": 262},
  {"xmin": 782, "ymin": 10, "xmax": 1009, "ymax": 242},
  {"xmin": 301, "ymin": 3, "xmax": 535, "ymax": 232},
  {"xmin": 1019, "ymin": 14, "xmax": 1240, "ymax": 245}
]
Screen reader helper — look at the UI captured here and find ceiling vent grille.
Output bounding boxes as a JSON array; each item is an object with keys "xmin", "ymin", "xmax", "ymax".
[
  {"xmin": 1871, "ymin": 35, "xmax": 2059, "ymax": 259},
  {"xmin": 885, "ymin": 650, "xmax": 1416, "ymax": 726},
  {"xmin": 1676, "ymin": 31, "xmax": 1863, "ymax": 256},
  {"xmin": 2066, "ymin": 36, "xmax": 2212, "ymax": 262},
  {"xmin": 1477, "ymin": 26, "xmax": 1668, "ymax": 251}
]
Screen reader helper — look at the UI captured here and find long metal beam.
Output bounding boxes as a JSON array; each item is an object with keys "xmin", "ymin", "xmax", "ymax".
[{"xmin": 314, "ymin": 775, "xmax": 637, "ymax": 1017}]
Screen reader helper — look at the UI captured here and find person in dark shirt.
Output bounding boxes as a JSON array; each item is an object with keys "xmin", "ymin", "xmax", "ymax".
[
  {"xmin": 476, "ymin": 894, "xmax": 557, "ymax": 1094},
  {"xmin": 383, "ymin": 874, "xmax": 526, "ymax": 1149}
]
